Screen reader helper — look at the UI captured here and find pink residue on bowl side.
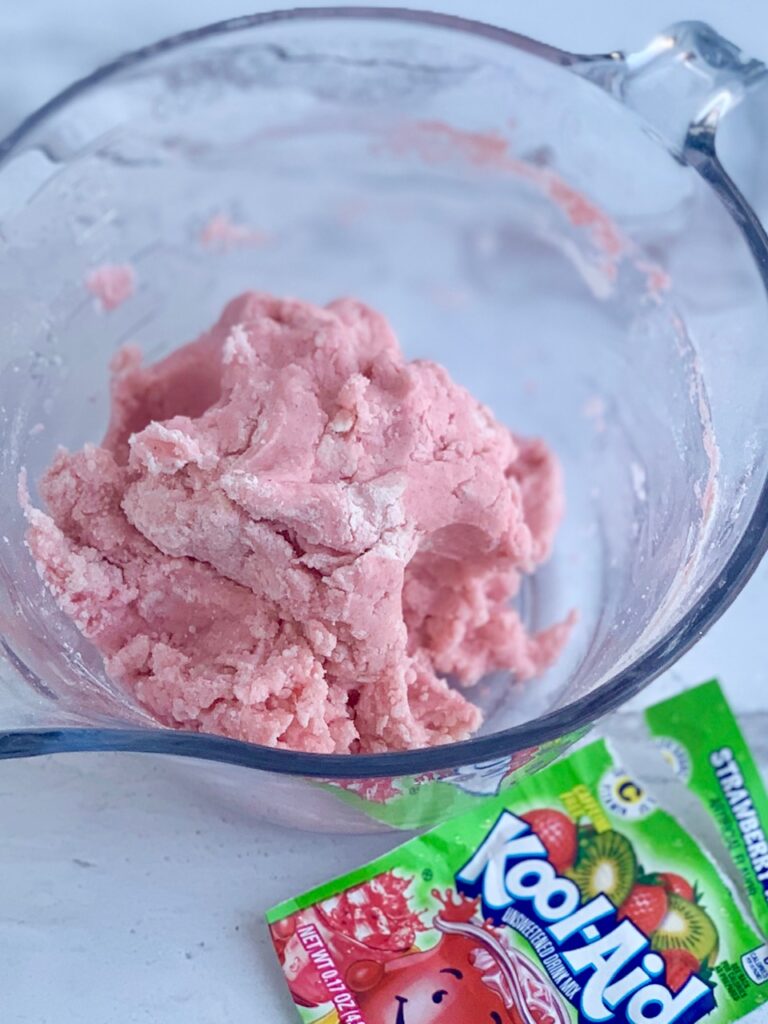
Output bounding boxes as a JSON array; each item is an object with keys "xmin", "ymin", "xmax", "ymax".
[
  {"xmin": 636, "ymin": 260, "xmax": 672, "ymax": 299},
  {"xmin": 85, "ymin": 263, "xmax": 136, "ymax": 312},
  {"xmin": 199, "ymin": 213, "xmax": 267, "ymax": 249},
  {"xmin": 582, "ymin": 395, "xmax": 607, "ymax": 434},
  {"xmin": 378, "ymin": 120, "xmax": 672, "ymax": 297}
]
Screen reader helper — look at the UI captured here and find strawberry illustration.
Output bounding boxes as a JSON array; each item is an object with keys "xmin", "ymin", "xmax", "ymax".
[
  {"xmin": 657, "ymin": 872, "xmax": 695, "ymax": 902},
  {"xmin": 521, "ymin": 809, "xmax": 577, "ymax": 874},
  {"xmin": 618, "ymin": 884, "xmax": 668, "ymax": 933},
  {"xmin": 662, "ymin": 949, "xmax": 700, "ymax": 992}
]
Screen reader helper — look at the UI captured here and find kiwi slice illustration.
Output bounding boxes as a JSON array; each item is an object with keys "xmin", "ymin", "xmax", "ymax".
[
  {"xmin": 651, "ymin": 894, "xmax": 718, "ymax": 960},
  {"xmin": 569, "ymin": 831, "xmax": 637, "ymax": 906}
]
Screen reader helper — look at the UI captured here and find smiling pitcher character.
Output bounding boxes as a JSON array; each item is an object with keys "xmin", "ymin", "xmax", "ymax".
[
  {"xmin": 271, "ymin": 883, "xmax": 568, "ymax": 1024},
  {"xmin": 351, "ymin": 915, "xmax": 569, "ymax": 1024}
]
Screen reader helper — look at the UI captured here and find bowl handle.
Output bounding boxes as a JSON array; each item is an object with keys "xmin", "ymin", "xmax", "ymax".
[{"xmin": 573, "ymin": 21, "xmax": 768, "ymax": 163}]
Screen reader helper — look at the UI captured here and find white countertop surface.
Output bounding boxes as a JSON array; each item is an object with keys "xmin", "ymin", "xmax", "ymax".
[{"xmin": 2, "ymin": 2, "xmax": 768, "ymax": 1021}]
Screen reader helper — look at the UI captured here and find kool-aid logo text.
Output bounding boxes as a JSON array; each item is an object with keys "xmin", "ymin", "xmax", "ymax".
[{"xmin": 457, "ymin": 812, "xmax": 715, "ymax": 1024}]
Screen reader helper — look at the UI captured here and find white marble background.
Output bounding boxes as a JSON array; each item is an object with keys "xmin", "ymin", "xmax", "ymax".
[{"xmin": 2, "ymin": 2, "xmax": 768, "ymax": 1022}]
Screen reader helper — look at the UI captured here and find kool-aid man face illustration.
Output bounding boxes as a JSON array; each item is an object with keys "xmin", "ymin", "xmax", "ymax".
[
  {"xmin": 270, "ymin": 880, "xmax": 569, "ymax": 1024},
  {"xmin": 352, "ymin": 936, "xmax": 512, "ymax": 1023},
  {"xmin": 350, "ymin": 916, "xmax": 569, "ymax": 1024}
]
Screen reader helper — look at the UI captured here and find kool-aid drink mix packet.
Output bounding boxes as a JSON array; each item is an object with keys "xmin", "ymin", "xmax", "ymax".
[{"xmin": 268, "ymin": 681, "xmax": 768, "ymax": 1024}]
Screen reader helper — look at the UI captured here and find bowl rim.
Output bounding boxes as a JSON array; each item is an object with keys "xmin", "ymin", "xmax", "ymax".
[{"xmin": 1, "ymin": 7, "xmax": 767, "ymax": 779}]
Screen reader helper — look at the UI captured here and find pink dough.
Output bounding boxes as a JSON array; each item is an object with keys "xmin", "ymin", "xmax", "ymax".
[{"xmin": 24, "ymin": 293, "xmax": 571, "ymax": 753}]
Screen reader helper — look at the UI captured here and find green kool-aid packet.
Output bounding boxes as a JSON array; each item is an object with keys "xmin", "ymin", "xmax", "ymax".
[{"xmin": 268, "ymin": 681, "xmax": 768, "ymax": 1024}]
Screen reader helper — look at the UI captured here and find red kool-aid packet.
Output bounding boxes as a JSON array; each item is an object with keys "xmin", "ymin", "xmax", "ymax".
[{"xmin": 268, "ymin": 681, "xmax": 768, "ymax": 1024}]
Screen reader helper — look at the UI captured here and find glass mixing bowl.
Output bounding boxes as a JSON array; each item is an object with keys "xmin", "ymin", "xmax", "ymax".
[{"xmin": 1, "ymin": 11, "xmax": 768, "ymax": 832}]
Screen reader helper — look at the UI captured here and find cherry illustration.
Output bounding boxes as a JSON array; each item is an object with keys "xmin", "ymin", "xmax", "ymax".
[
  {"xmin": 346, "ymin": 959, "xmax": 386, "ymax": 992},
  {"xmin": 271, "ymin": 917, "xmax": 296, "ymax": 940}
]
